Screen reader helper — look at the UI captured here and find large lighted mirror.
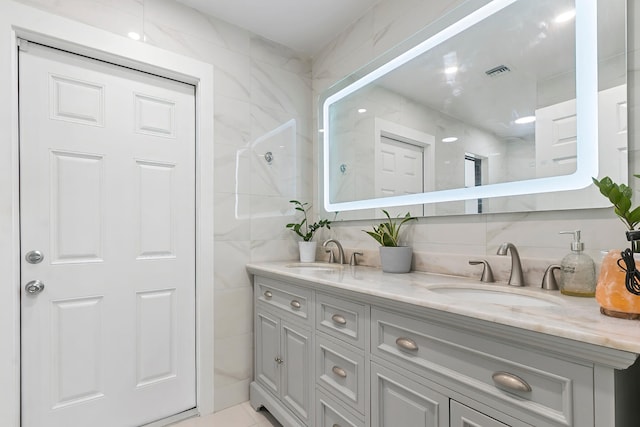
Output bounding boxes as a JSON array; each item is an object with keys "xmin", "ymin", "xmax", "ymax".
[{"xmin": 322, "ymin": 0, "xmax": 627, "ymax": 218}]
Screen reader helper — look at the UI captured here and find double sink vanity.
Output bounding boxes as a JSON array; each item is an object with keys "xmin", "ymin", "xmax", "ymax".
[{"xmin": 247, "ymin": 261, "xmax": 640, "ymax": 427}]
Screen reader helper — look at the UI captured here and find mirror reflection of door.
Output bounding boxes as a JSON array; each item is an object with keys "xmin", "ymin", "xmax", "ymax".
[
  {"xmin": 465, "ymin": 154, "xmax": 482, "ymax": 214},
  {"xmin": 374, "ymin": 119, "xmax": 434, "ymax": 218}
]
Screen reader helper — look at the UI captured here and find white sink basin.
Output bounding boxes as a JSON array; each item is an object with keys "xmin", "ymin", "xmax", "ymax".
[
  {"xmin": 285, "ymin": 262, "xmax": 344, "ymax": 272},
  {"xmin": 429, "ymin": 285, "xmax": 560, "ymax": 307}
]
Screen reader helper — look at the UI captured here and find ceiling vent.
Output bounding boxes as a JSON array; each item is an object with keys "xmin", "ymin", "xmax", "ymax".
[{"xmin": 485, "ymin": 65, "xmax": 511, "ymax": 77}]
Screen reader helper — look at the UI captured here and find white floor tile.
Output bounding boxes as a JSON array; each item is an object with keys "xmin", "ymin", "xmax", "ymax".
[{"xmin": 171, "ymin": 401, "xmax": 281, "ymax": 427}]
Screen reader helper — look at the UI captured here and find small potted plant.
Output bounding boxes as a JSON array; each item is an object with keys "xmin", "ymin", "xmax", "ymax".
[
  {"xmin": 286, "ymin": 200, "xmax": 332, "ymax": 262},
  {"xmin": 364, "ymin": 209, "xmax": 417, "ymax": 273},
  {"xmin": 592, "ymin": 175, "xmax": 640, "ymax": 318}
]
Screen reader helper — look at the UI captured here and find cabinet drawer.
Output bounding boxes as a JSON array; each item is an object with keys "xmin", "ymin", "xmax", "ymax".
[
  {"xmin": 316, "ymin": 334, "xmax": 365, "ymax": 415},
  {"xmin": 371, "ymin": 307, "xmax": 593, "ymax": 426},
  {"xmin": 316, "ymin": 293, "xmax": 367, "ymax": 349},
  {"xmin": 255, "ymin": 276, "xmax": 312, "ymax": 324},
  {"xmin": 316, "ymin": 388, "xmax": 364, "ymax": 427}
]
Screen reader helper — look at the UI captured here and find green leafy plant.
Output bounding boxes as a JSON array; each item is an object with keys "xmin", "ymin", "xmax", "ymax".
[
  {"xmin": 286, "ymin": 200, "xmax": 331, "ymax": 242},
  {"xmin": 592, "ymin": 176, "xmax": 640, "ymax": 230},
  {"xmin": 363, "ymin": 209, "xmax": 417, "ymax": 247}
]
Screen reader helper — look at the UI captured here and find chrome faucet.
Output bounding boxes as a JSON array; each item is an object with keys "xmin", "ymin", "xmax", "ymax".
[
  {"xmin": 322, "ymin": 239, "xmax": 345, "ymax": 264},
  {"xmin": 496, "ymin": 242, "xmax": 525, "ymax": 286}
]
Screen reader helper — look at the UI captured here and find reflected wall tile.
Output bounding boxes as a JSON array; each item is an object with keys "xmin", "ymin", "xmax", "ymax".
[
  {"xmin": 215, "ymin": 95, "xmax": 251, "ymax": 147},
  {"xmin": 251, "ymin": 59, "xmax": 312, "ymax": 116},
  {"xmin": 214, "ymin": 241, "xmax": 252, "ymax": 290},
  {"xmin": 214, "ymin": 192, "xmax": 252, "ymax": 241},
  {"xmin": 214, "ymin": 287, "xmax": 253, "ymax": 337},
  {"xmin": 144, "ymin": 0, "xmax": 250, "ymax": 53}
]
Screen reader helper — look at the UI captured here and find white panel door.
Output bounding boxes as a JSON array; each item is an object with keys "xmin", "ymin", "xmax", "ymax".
[
  {"xmin": 19, "ymin": 42, "xmax": 196, "ymax": 427},
  {"xmin": 376, "ymin": 136, "xmax": 424, "ymax": 218}
]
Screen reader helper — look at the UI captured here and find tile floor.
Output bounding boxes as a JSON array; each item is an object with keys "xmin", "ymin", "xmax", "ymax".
[{"xmin": 171, "ymin": 401, "xmax": 282, "ymax": 427}]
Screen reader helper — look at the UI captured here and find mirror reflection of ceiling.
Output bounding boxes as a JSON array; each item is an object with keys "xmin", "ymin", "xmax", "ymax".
[
  {"xmin": 376, "ymin": 0, "xmax": 622, "ymax": 141},
  {"xmin": 322, "ymin": 0, "xmax": 627, "ymax": 219}
]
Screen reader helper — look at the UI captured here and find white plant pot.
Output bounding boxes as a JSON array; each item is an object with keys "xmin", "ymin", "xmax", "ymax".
[
  {"xmin": 379, "ymin": 246, "xmax": 413, "ymax": 273},
  {"xmin": 298, "ymin": 241, "xmax": 317, "ymax": 263}
]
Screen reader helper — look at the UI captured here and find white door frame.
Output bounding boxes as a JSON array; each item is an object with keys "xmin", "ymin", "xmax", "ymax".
[{"xmin": 0, "ymin": 2, "xmax": 215, "ymax": 425}]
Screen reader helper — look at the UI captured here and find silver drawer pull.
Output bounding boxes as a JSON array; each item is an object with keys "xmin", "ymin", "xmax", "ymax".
[
  {"xmin": 290, "ymin": 300, "xmax": 301, "ymax": 309},
  {"xmin": 395, "ymin": 337, "xmax": 418, "ymax": 352},
  {"xmin": 491, "ymin": 371, "xmax": 532, "ymax": 393},
  {"xmin": 264, "ymin": 290, "xmax": 272, "ymax": 299},
  {"xmin": 332, "ymin": 366, "xmax": 347, "ymax": 378},
  {"xmin": 331, "ymin": 314, "xmax": 347, "ymax": 325}
]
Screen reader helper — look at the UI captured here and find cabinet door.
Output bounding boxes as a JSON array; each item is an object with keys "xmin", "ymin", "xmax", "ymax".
[
  {"xmin": 255, "ymin": 310, "xmax": 280, "ymax": 395},
  {"xmin": 450, "ymin": 400, "xmax": 509, "ymax": 427},
  {"xmin": 281, "ymin": 320, "xmax": 312, "ymax": 423},
  {"xmin": 371, "ymin": 363, "xmax": 448, "ymax": 427}
]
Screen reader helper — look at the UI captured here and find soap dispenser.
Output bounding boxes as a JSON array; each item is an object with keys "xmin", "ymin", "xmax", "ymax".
[{"xmin": 558, "ymin": 230, "xmax": 596, "ymax": 297}]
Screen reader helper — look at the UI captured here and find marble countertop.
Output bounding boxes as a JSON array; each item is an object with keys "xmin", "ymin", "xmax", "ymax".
[{"xmin": 247, "ymin": 261, "xmax": 640, "ymax": 356}]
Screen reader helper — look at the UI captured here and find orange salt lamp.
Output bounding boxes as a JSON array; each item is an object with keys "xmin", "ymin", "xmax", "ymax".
[{"xmin": 596, "ymin": 250, "xmax": 640, "ymax": 319}]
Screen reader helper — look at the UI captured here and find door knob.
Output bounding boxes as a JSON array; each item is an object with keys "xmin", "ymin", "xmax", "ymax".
[
  {"xmin": 25, "ymin": 250, "xmax": 44, "ymax": 264},
  {"xmin": 25, "ymin": 280, "xmax": 45, "ymax": 295}
]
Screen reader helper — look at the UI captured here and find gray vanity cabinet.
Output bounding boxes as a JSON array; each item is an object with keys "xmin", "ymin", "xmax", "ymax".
[
  {"xmin": 249, "ymin": 270, "xmax": 640, "ymax": 427},
  {"xmin": 252, "ymin": 277, "xmax": 314, "ymax": 426}
]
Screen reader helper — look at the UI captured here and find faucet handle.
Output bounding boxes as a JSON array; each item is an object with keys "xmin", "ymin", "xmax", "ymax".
[
  {"xmin": 350, "ymin": 251, "xmax": 363, "ymax": 266},
  {"xmin": 541, "ymin": 264, "xmax": 561, "ymax": 290},
  {"xmin": 469, "ymin": 260, "xmax": 495, "ymax": 282},
  {"xmin": 325, "ymin": 249, "xmax": 335, "ymax": 263}
]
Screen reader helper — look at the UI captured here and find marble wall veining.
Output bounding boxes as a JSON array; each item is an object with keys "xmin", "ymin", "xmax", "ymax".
[
  {"xmin": 14, "ymin": 0, "xmax": 313, "ymax": 412},
  {"xmin": 12, "ymin": 0, "xmax": 640, "ymax": 417}
]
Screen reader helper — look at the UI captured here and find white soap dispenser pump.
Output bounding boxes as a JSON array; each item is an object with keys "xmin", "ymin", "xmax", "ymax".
[{"xmin": 558, "ymin": 230, "xmax": 596, "ymax": 297}]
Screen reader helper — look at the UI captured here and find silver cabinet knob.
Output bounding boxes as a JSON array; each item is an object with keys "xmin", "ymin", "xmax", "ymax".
[
  {"xmin": 332, "ymin": 366, "xmax": 347, "ymax": 378},
  {"xmin": 290, "ymin": 300, "xmax": 301, "ymax": 309},
  {"xmin": 25, "ymin": 250, "xmax": 44, "ymax": 264},
  {"xmin": 274, "ymin": 357, "xmax": 283, "ymax": 365},
  {"xmin": 264, "ymin": 290, "xmax": 272, "ymax": 299},
  {"xmin": 331, "ymin": 314, "xmax": 347, "ymax": 325},
  {"xmin": 25, "ymin": 280, "xmax": 45, "ymax": 295},
  {"xmin": 395, "ymin": 337, "xmax": 419, "ymax": 352},
  {"xmin": 491, "ymin": 371, "xmax": 532, "ymax": 393}
]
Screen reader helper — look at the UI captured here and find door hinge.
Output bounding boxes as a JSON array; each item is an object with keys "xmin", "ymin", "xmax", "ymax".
[{"xmin": 17, "ymin": 38, "xmax": 29, "ymax": 52}]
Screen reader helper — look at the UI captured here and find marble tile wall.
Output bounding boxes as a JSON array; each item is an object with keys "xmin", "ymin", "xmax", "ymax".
[
  {"xmin": 13, "ymin": 0, "xmax": 640, "ymax": 416},
  {"xmin": 14, "ymin": 0, "xmax": 312, "ymax": 412},
  {"xmin": 312, "ymin": 0, "xmax": 640, "ymax": 269}
]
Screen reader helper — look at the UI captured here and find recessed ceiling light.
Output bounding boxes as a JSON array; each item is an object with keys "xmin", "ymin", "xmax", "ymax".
[
  {"xmin": 444, "ymin": 66, "xmax": 458, "ymax": 75},
  {"xmin": 514, "ymin": 116, "xmax": 536, "ymax": 124},
  {"xmin": 554, "ymin": 10, "xmax": 576, "ymax": 23},
  {"xmin": 357, "ymin": 108, "xmax": 367, "ymax": 113},
  {"xmin": 442, "ymin": 136, "xmax": 458, "ymax": 143},
  {"xmin": 127, "ymin": 31, "xmax": 141, "ymax": 41}
]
